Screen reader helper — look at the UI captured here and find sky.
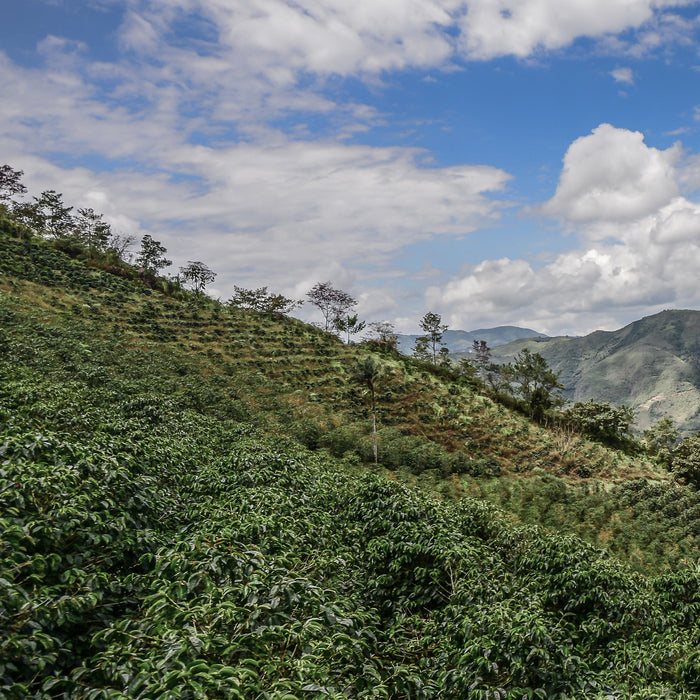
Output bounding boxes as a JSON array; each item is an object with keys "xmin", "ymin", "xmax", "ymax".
[{"xmin": 3, "ymin": 0, "xmax": 700, "ymax": 336}]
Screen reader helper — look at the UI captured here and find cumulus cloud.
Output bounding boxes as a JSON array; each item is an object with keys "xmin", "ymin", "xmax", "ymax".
[
  {"xmin": 429, "ymin": 125, "xmax": 700, "ymax": 336},
  {"xmin": 542, "ymin": 124, "xmax": 681, "ymax": 223}
]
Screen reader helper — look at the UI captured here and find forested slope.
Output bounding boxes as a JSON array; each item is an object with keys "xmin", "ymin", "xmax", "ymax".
[
  {"xmin": 3, "ymin": 221, "xmax": 700, "ymax": 697},
  {"xmin": 486, "ymin": 311, "xmax": 700, "ymax": 433}
]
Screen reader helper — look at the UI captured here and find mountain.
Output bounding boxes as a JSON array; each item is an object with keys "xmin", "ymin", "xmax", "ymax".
[
  {"xmin": 4, "ymin": 213, "xmax": 700, "ymax": 697},
  {"xmin": 398, "ymin": 325, "xmax": 547, "ymax": 355},
  {"xmin": 480, "ymin": 310, "xmax": 700, "ymax": 433}
]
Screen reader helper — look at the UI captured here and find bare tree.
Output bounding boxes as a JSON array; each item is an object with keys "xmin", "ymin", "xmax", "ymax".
[{"xmin": 107, "ymin": 233, "xmax": 136, "ymax": 263}]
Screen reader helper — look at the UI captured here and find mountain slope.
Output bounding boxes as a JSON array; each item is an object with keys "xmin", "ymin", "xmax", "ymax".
[{"xmin": 480, "ymin": 310, "xmax": 700, "ymax": 433}]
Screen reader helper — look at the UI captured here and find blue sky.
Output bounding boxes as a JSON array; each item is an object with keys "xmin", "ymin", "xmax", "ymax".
[{"xmin": 3, "ymin": 0, "xmax": 700, "ymax": 335}]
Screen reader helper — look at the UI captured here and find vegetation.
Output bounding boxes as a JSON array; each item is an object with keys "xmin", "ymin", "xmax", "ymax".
[
  {"xmin": 180, "ymin": 260, "xmax": 217, "ymax": 294},
  {"xmin": 413, "ymin": 311, "xmax": 449, "ymax": 366},
  {"xmin": 306, "ymin": 281, "xmax": 357, "ymax": 333},
  {"xmin": 484, "ymin": 311, "xmax": 700, "ymax": 434},
  {"xmin": 227, "ymin": 285, "xmax": 302, "ymax": 317},
  {"xmin": 4, "ymin": 170, "xmax": 700, "ymax": 696}
]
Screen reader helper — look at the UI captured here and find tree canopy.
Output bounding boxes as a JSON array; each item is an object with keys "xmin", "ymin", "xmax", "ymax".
[
  {"xmin": 413, "ymin": 311, "xmax": 449, "ymax": 365},
  {"xmin": 502, "ymin": 348, "xmax": 564, "ymax": 416},
  {"xmin": 180, "ymin": 260, "xmax": 216, "ymax": 294},
  {"xmin": 228, "ymin": 285, "xmax": 302, "ymax": 316},
  {"xmin": 306, "ymin": 281, "xmax": 357, "ymax": 332}
]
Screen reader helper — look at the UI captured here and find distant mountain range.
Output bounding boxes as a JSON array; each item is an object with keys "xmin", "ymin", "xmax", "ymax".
[
  {"xmin": 397, "ymin": 326, "xmax": 547, "ymax": 355},
  {"xmin": 450, "ymin": 310, "xmax": 700, "ymax": 434}
]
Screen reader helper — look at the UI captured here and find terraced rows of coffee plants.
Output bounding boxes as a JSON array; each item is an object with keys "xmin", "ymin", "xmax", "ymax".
[
  {"xmin": 3, "ymin": 323, "xmax": 700, "ymax": 697},
  {"xmin": 5, "ymin": 223, "xmax": 700, "ymax": 695},
  {"xmin": 0, "ymin": 228, "xmax": 690, "ymax": 560}
]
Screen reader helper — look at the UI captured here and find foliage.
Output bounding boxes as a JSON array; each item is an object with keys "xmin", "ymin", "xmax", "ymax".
[
  {"xmin": 333, "ymin": 312, "xmax": 366, "ymax": 343},
  {"xmin": 472, "ymin": 339, "xmax": 491, "ymax": 380},
  {"xmin": 671, "ymin": 433, "xmax": 700, "ymax": 486},
  {"xmin": 3, "ymin": 220, "xmax": 700, "ymax": 697},
  {"xmin": 363, "ymin": 320, "xmax": 399, "ymax": 352},
  {"xmin": 351, "ymin": 357, "xmax": 382, "ymax": 463},
  {"xmin": 32, "ymin": 189, "xmax": 74, "ymax": 239},
  {"xmin": 413, "ymin": 311, "xmax": 448, "ymax": 365},
  {"xmin": 136, "ymin": 234, "xmax": 172, "ymax": 275},
  {"xmin": 644, "ymin": 416, "xmax": 680, "ymax": 468},
  {"xmin": 180, "ymin": 260, "xmax": 216, "ymax": 294},
  {"xmin": 227, "ymin": 285, "xmax": 302, "ymax": 316},
  {"xmin": 501, "ymin": 348, "xmax": 565, "ymax": 417},
  {"xmin": 562, "ymin": 400, "xmax": 635, "ymax": 445},
  {"xmin": 306, "ymin": 281, "xmax": 357, "ymax": 332},
  {"xmin": 0, "ymin": 164, "xmax": 27, "ymax": 203}
]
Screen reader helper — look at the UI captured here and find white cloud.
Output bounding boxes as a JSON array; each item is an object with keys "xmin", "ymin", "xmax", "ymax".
[
  {"xmin": 610, "ymin": 66, "xmax": 634, "ymax": 84},
  {"xmin": 456, "ymin": 0, "xmax": 693, "ymax": 60},
  {"xmin": 122, "ymin": 0, "xmax": 697, "ymax": 83},
  {"xmin": 429, "ymin": 125, "xmax": 700, "ymax": 336},
  {"xmin": 0, "ymin": 50, "xmax": 510, "ymax": 298},
  {"xmin": 543, "ymin": 124, "xmax": 681, "ymax": 223}
]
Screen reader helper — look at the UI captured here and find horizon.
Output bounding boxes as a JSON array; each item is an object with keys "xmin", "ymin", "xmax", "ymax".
[{"xmin": 3, "ymin": 1, "xmax": 700, "ymax": 335}]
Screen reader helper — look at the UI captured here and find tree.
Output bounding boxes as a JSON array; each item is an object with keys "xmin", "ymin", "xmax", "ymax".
[
  {"xmin": 643, "ymin": 416, "xmax": 679, "ymax": 469},
  {"xmin": 351, "ymin": 357, "xmax": 382, "ymax": 463},
  {"xmin": 0, "ymin": 164, "xmax": 27, "ymax": 203},
  {"xmin": 671, "ymin": 434, "xmax": 700, "ymax": 486},
  {"xmin": 33, "ymin": 190, "xmax": 73, "ymax": 238},
  {"xmin": 136, "ymin": 234, "xmax": 172, "ymax": 275},
  {"xmin": 106, "ymin": 232, "xmax": 136, "ymax": 263},
  {"xmin": 11, "ymin": 201, "xmax": 43, "ymax": 231},
  {"xmin": 413, "ymin": 311, "xmax": 448, "ymax": 365},
  {"xmin": 472, "ymin": 340, "xmax": 491, "ymax": 381},
  {"xmin": 504, "ymin": 348, "xmax": 564, "ymax": 417},
  {"xmin": 457, "ymin": 357, "xmax": 479, "ymax": 387},
  {"xmin": 75, "ymin": 207, "xmax": 112, "ymax": 259},
  {"xmin": 306, "ymin": 281, "xmax": 356, "ymax": 332},
  {"xmin": 562, "ymin": 400, "xmax": 635, "ymax": 445},
  {"xmin": 228, "ymin": 286, "xmax": 302, "ymax": 316},
  {"xmin": 364, "ymin": 321, "xmax": 399, "ymax": 351},
  {"xmin": 180, "ymin": 260, "xmax": 216, "ymax": 294},
  {"xmin": 333, "ymin": 313, "xmax": 366, "ymax": 343}
]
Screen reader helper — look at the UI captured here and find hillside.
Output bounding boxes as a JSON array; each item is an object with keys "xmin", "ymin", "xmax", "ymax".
[
  {"xmin": 4, "ymin": 219, "xmax": 700, "ymax": 697},
  {"xmin": 482, "ymin": 311, "xmax": 700, "ymax": 433},
  {"xmin": 397, "ymin": 325, "xmax": 546, "ymax": 355}
]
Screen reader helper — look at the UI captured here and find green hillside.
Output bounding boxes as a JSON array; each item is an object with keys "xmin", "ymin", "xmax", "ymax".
[
  {"xmin": 477, "ymin": 311, "xmax": 700, "ymax": 434},
  {"xmin": 4, "ymin": 218, "xmax": 700, "ymax": 697}
]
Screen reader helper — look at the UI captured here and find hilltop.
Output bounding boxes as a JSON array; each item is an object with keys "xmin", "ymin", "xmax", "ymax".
[
  {"xmin": 480, "ymin": 310, "xmax": 700, "ymax": 433},
  {"xmin": 3, "ymin": 216, "xmax": 700, "ymax": 697}
]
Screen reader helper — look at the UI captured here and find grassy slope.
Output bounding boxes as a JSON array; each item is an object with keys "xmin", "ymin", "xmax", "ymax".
[
  {"xmin": 3, "ymin": 224, "xmax": 700, "ymax": 696},
  {"xmin": 483, "ymin": 311, "xmax": 700, "ymax": 433}
]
